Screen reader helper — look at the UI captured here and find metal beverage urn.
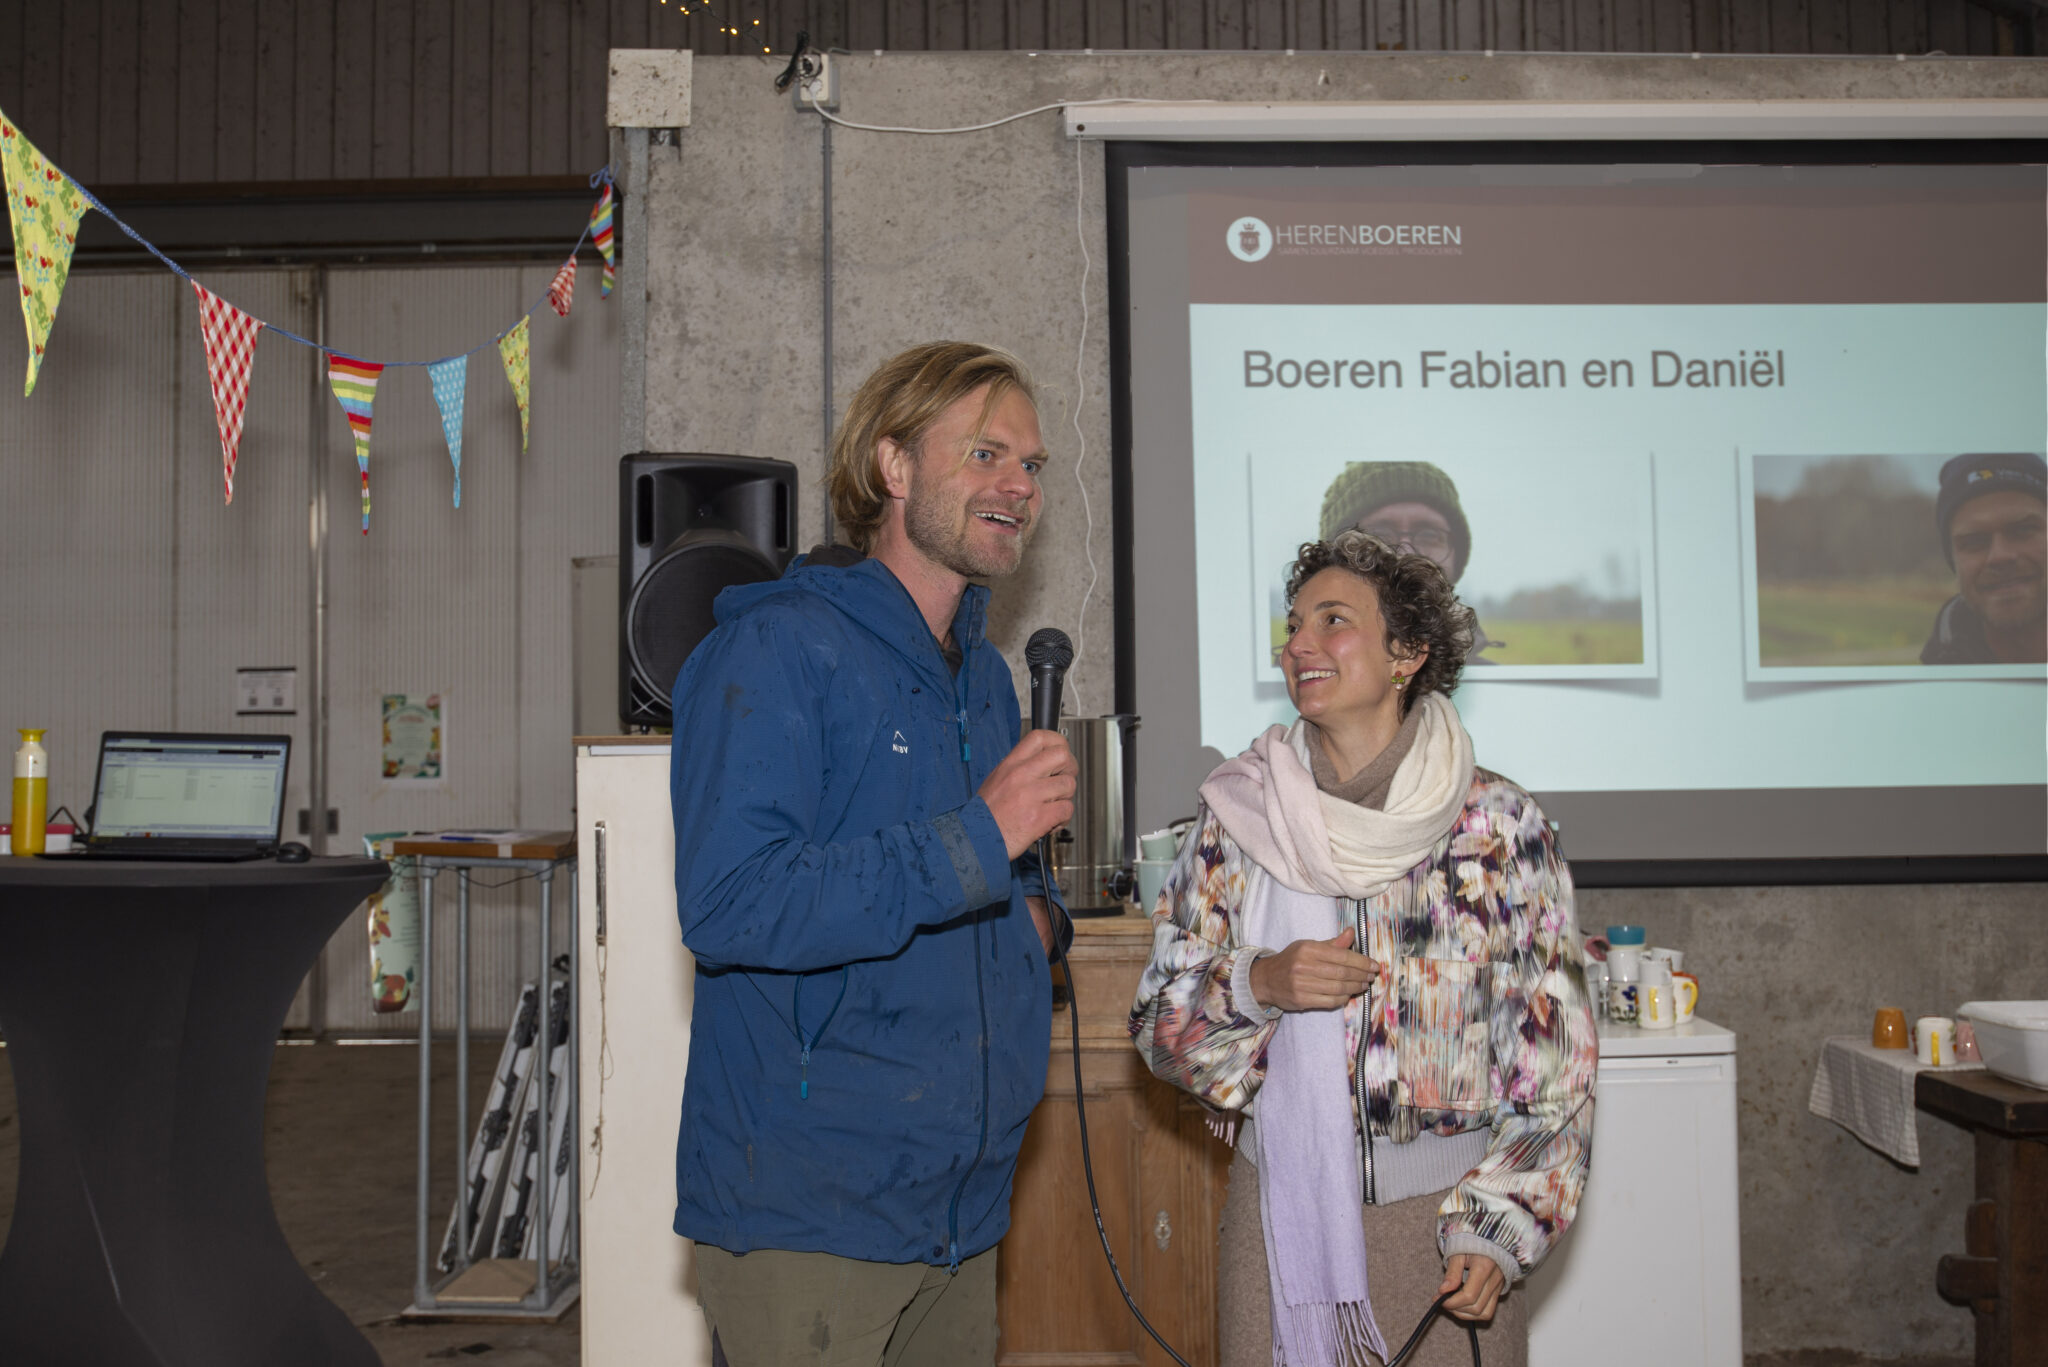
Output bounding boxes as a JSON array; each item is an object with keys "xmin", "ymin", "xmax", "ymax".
[{"xmin": 1052, "ymin": 716, "xmax": 1135, "ymax": 916}]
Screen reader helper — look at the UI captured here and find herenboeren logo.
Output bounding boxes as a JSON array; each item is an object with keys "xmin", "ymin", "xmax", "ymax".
[{"xmin": 1227, "ymin": 216, "xmax": 1273, "ymax": 262}]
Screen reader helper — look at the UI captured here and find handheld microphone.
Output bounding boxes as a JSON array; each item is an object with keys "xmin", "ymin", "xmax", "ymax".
[
  {"xmin": 1024, "ymin": 627, "xmax": 1072, "ymax": 736},
  {"xmin": 1024, "ymin": 627, "xmax": 1074, "ymax": 902}
]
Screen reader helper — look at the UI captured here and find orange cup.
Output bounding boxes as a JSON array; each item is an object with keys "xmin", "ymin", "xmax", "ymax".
[{"xmin": 1872, "ymin": 1007, "xmax": 1909, "ymax": 1050}]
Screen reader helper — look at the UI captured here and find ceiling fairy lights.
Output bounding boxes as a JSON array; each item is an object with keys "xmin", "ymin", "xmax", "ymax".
[{"xmin": 653, "ymin": 0, "xmax": 772, "ymax": 52}]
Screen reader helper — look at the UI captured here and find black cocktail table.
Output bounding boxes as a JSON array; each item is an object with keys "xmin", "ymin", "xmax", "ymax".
[{"xmin": 0, "ymin": 856, "xmax": 389, "ymax": 1367}]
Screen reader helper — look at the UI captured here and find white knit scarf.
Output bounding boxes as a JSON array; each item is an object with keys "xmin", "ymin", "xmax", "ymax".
[{"xmin": 1202, "ymin": 693, "xmax": 1475, "ymax": 902}]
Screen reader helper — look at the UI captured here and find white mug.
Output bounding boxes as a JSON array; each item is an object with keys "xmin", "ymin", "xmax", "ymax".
[
  {"xmin": 1673, "ymin": 971, "xmax": 1699, "ymax": 1025},
  {"xmin": 1639, "ymin": 963, "xmax": 1677, "ymax": 1029},
  {"xmin": 1584, "ymin": 961, "xmax": 1610, "ymax": 1020},
  {"xmin": 1915, "ymin": 1016, "xmax": 1957, "ymax": 1067},
  {"xmin": 1647, "ymin": 947, "xmax": 1685, "ymax": 974}
]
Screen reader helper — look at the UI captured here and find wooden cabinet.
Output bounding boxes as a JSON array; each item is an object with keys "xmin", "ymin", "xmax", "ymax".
[{"xmin": 998, "ymin": 913, "xmax": 1232, "ymax": 1367}]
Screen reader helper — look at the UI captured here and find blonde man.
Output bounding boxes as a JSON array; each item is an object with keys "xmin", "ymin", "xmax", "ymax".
[{"xmin": 669, "ymin": 342, "xmax": 1076, "ymax": 1366}]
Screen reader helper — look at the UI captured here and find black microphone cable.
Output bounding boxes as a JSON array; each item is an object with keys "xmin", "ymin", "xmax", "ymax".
[{"xmin": 1041, "ymin": 833, "xmax": 1193, "ymax": 1367}]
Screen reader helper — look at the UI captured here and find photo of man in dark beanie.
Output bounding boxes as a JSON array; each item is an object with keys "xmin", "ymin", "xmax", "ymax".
[
  {"xmin": 1319, "ymin": 460, "xmax": 1501, "ymax": 661},
  {"xmin": 1921, "ymin": 452, "xmax": 2047, "ymax": 665}
]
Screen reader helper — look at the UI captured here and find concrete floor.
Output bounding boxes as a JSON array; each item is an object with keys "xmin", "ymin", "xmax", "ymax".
[
  {"xmin": 0, "ymin": 1042, "xmax": 1966, "ymax": 1367},
  {"xmin": 0, "ymin": 1041, "xmax": 580, "ymax": 1367}
]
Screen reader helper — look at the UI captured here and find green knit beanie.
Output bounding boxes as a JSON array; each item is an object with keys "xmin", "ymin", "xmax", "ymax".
[{"xmin": 1318, "ymin": 461, "xmax": 1472, "ymax": 578}]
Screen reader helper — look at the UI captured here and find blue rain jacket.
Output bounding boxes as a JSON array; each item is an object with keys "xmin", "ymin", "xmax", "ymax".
[{"xmin": 668, "ymin": 555, "xmax": 1060, "ymax": 1267}]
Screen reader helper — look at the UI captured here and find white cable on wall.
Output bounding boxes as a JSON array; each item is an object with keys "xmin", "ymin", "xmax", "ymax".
[{"xmin": 1067, "ymin": 136, "xmax": 1098, "ymax": 717}]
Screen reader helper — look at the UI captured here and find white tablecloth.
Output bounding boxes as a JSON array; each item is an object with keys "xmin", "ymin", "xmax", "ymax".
[{"xmin": 1808, "ymin": 1035, "xmax": 1984, "ymax": 1166}]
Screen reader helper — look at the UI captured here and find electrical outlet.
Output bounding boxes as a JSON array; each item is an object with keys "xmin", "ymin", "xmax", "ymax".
[{"xmin": 791, "ymin": 52, "xmax": 839, "ymax": 112}]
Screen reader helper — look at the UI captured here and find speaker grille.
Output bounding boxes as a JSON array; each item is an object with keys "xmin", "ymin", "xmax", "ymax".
[{"xmin": 624, "ymin": 533, "xmax": 780, "ymax": 719}]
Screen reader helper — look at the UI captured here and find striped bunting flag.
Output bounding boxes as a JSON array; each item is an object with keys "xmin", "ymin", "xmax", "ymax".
[
  {"xmin": 191, "ymin": 281, "xmax": 264, "ymax": 504},
  {"xmin": 548, "ymin": 257, "xmax": 576, "ymax": 318},
  {"xmin": 327, "ymin": 354, "xmax": 386, "ymax": 533},
  {"xmin": 589, "ymin": 183, "xmax": 615, "ymax": 297},
  {"xmin": 428, "ymin": 354, "xmax": 467, "ymax": 508},
  {"xmin": 497, "ymin": 318, "xmax": 530, "ymax": 453}
]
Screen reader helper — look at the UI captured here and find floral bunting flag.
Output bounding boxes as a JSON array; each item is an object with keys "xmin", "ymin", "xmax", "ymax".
[
  {"xmin": 427, "ymin": 354, "xmax": 467, "ymax": 508},
  {"xmin": 191, "ymin": 282, "xmax": 265, "ymax": 504},
  {"xmin": 327, "ymin": 355, "xmax": 386, "ymax": 533},
  {"xmin": 589, "ymin": 183, "xmax": 615, "ymax": 297},
  {"xmin": 2, "ymin": 108, "xmax": 90, "ymax": 397},
  {"xmin": 497, "ymin": 318, "xmax": 530, "ymax": 453},
  {"xmin": 548, "ymin": 257, "xmax": 576, "ymax": 318}
]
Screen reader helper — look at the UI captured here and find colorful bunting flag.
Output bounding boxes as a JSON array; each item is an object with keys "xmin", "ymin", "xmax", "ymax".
[
  {"xmin": 589, "ymin": 183, "xmax": 615, "ymax": 297},
  {"xmin": 548, "ymin": 257, "xmax": 576, "ymax": 318},
  {"xmin": 428, "ymin": 354, "xmax": 466, "ymax": 508},
  {"xmin": 191, "ymin": 282, "xmax": 265, "ymax": 504},
  {"xmin": 2, "ymin": 107, "xmax": 90, "ymax": 397},
  {"xmin": 497, "ymin": 318, "xmax": 530, "ymax": 453},
  {"xmin": 327, "ymin": 355, "xmax": 386, "ymax": 533}
]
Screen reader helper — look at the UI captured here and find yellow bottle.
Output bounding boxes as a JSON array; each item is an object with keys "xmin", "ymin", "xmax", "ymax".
[{"xmin": 12, "ymin": 729, "xmax": 48, "ymax": 857}]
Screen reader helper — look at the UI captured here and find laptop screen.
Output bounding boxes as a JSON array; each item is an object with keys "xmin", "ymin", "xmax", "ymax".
[{"xmin": 93, "ymin": 734, "xmax": 291, "ymax": 841}]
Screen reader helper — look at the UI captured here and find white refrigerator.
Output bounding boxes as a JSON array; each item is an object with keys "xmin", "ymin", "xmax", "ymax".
[
  {"xmin": 575, "ymin": 741, "xmax": 715, "ymax": 1367},
  {"xmin": 1526, "ymin": 1019, "xmax": 1743, "ymax": 1367}
]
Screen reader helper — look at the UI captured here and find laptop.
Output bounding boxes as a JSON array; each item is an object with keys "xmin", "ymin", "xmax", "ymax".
[{"xmin": 57, "ymin": 732, "xmax": 293, "ymax": 862}]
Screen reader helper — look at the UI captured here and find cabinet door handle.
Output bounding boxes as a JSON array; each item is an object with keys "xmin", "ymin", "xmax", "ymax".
[
  {"xmin": 594, "ymin": 820, "xmax": 608, "ymax": 947},
  {"xmin": 1154, "ymin": 1209, "xmax": 1172, "ymax": 1251}
]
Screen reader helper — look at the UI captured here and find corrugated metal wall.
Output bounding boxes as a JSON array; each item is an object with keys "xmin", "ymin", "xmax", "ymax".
[
  {"xmin": 771, "ymin": 0, "xmax": 2017, "ymax": 55},
  {"xmin": 0, "ymin": 0, "xmax": 2029, "ymax": 191},
  {"xmin": 316, "ymin": 263, "xmax": 621, "ymax": 1035},
  {"xmin": 0, "ymin": 264, "xmax": 620, "ymax": 1033}
]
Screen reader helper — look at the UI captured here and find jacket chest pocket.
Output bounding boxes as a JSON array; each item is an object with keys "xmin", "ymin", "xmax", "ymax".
[{"xmin": 1392, "ymin": 957, "xmax": 1492, "ymax": 1113}]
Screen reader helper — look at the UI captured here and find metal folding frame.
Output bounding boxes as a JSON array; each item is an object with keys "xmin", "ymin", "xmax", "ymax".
[{"xmin": 406, "ymin": 853, "xmax": 581, "ymax": 1319}]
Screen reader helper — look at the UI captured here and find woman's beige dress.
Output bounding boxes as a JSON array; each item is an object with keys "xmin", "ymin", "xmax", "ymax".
[{"xmin": 1217, "ymin": 1148, "xmax": 1529, "ymax": 1367}]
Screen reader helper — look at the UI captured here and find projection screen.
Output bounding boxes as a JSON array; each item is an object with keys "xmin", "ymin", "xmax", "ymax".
[{"xmin": 1109, "ymin": 137, "xmax": 2048, "ymax": 877}]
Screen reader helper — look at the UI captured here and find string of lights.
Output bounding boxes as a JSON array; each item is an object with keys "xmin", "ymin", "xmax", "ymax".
[{"xmin": 652, "ymin": 0, "xmax": 774, "ymax": 52}]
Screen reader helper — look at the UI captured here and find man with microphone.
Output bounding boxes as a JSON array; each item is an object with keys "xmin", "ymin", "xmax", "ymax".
[{"xmin": 667, "ymin": 341, "xmax": 1077, "ymax": 1366}]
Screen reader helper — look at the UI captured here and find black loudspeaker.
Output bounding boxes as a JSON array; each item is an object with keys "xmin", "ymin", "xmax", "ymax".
[{"xmin": 619, "ymin": 453, "xmax": 797, "ymax": 729}]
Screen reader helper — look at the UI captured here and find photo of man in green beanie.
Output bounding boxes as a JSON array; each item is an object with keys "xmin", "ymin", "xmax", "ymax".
[{"xmin": 1318, "ymin": 460, "xmax": 1503, "ymax": 661}]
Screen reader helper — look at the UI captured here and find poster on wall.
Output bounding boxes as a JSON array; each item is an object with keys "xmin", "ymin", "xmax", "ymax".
[{"xmin": 381, "ymin": 693, "xmax": 445, "ymax": 783}]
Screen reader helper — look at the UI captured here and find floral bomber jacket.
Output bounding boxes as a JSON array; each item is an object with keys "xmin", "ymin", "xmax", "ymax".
[{"xmin": 1127, "ymin": 769, "xmax": 1599, "ymax": 1278}]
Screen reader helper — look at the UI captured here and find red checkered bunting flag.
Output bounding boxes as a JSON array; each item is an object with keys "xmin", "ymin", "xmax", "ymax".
[
  {"xmin": 548, "ymin": 257, "xmax": 576, "ymax": 317},
  {"xmin": 191, "ymin": 281, "xmax": 265, "ymax": 504}
]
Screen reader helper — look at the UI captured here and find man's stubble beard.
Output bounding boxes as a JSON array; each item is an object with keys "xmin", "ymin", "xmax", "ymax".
[
  {"xmin": 1967, "ymin": 556, "xmax": 2048, "ymax": 633},
  {"xmin": 903, "ymin": 471, "xmax": 1036, "ymax": 580}
]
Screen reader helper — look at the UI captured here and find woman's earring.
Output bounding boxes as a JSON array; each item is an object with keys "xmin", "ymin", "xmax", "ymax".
[{"xmin": 1392, "ymin": 672, "xmax": 1408, "ymax": 690}]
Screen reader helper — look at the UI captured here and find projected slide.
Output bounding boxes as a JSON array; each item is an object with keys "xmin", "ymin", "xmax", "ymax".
[{"xmin": 1170, "ymin": 164, "xmax": 2046, "ymax": 802}]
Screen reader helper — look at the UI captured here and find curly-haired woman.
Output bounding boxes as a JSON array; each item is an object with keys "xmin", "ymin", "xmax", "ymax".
[{"xmin": 1129, "ymin": 531, "xmax": 1598, "ymax": 1367}]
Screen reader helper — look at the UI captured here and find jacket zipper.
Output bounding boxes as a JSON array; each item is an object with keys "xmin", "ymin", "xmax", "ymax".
[
  {"xmin": 1351, "ymin": 896, "xmax": 1378, "ymax": 1206},
  {"xmin": 943, "ymin": 607, "xmax": 990, "ymax": 1273},
  {"xmin": 792, "ymin": 967, "xmax": 849, "ymax": 1101}
]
